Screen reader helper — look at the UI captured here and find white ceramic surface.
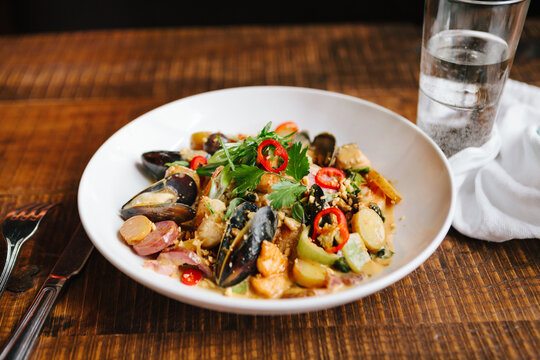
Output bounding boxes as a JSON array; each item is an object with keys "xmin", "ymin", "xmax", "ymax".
[{"xmin": 78, "ymin": 86, "xmax": 455, "ymax": 315}]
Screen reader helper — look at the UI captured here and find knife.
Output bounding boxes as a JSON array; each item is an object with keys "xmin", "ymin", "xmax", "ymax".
[{"xmin": 0, "ymin": 224, "xmax": 93, "ymax": 360}]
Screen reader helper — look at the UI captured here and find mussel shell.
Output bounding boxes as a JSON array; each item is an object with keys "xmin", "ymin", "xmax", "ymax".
[
  {"xmin": 215, "ymin": 203, "xmax": 278, "ymax": 287},
  {"xmin": 304, "ymin": 184, "xmax": 326, "ymax": 226},
  {"xmin": 121, "ymin": 173, "xmax": 198, "ymax": 223},
  {"xmin": 204, "ymin": 133, "xmax": 228, "ymax": 154},
  {"xmin": 293, "ymin": 130, "xmax": 311, "ymax": 148},
  {"xmin": 121, "ymin": 203, "xmax": 195, "ymax": 223},
  {"xmin": 142, "ymin": 151, "xmax": 184, "ymax": 179},
  {"xmin": 310, "ymin": 132, "xmax": 337, "ymax": 167}
]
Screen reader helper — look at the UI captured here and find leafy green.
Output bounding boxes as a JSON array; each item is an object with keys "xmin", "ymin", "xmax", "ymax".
[
  {"xmin": 349, "ymin": 167, "xmax": 371, "ymax": 175},
  {"xmin": 205, "ymin": 202, "xmax": 214, "ymax": 215},
  {"xmin": 285, "ymin": 142, "xmax": 310, "ymax": 182},
  {"xmin": 230, "ymin": 165, "xmax": 265, "ymax": 197},
  {"xmin": 224, "ymin": 198, "xmax": 245, "ymax": 220},
  {"xmin": 369, "ymin": 202, "xmax": 386, "ymax": 222},
  {"xmin": 332, "ymin": 257, "xmax": 351, "ymax": 273},
  {"xmin": 375, "ymin": 248, "xmax": 394, "ymax": 259},
  {"xmin": 218, "ymin": 136, "xmax": 235, "ymax": 171},
  {"xmin": 208, "ymin": 164, "xmax": 232, "ymax": 199},
  {"xmin": 268, "ymin": 181, "xmax": 307, "ymax": 209},
  {"xmin": 164, "ymin": 160, "xmax": 190, "ymax": 167},
  {"xmin": 291, "ymin": 201, "xmax": 305, "ymax": 223}
]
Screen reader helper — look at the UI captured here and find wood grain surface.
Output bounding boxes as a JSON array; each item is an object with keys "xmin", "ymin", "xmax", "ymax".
[{"xmin": 0, "ymin": 21, "xmax": 539, "ymax": 359}]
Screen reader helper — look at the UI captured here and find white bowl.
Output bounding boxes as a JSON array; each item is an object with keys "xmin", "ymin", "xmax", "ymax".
[{"xmin": 78, "ymin": 86, "xmax": 455, "ymax": 315}]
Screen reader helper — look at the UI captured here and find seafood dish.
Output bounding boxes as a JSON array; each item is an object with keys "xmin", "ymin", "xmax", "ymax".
[{"xmin": 118, "ymin": 122, "xmax": 402, "ymax": 299}]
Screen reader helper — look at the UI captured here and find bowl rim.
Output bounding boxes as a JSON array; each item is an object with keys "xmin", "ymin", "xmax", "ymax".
[{"xmin": 78, "ymin": 85, "xmax": 455, "ymax": 315}]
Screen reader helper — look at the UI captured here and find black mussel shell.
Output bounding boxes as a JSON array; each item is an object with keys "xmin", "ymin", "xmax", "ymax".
[
  {"xmin": 305, "ymin": 184, "xmax": 327, "ymax": 228},
  {"xmin": 121, "ymin": 203, "xmax": 195, "ymax": 223},
  {"xmin": 121, "ymin": 173, "xmax": 198, "ymax": 223},
  {"xmin": 142, "ymin": 151, "xmax": 184, "ymax": 179},
  {"xmin": 310, "ymin": 133, "xmax": 337, "ymax": 167},
  {"xmin": 215, "ymin": 204, "xmax": 277, "ymax": 287}
]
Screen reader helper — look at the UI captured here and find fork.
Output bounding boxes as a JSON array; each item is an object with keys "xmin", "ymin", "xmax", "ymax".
[{"xmin": 0, "ymin": 203, "xmax": 57, "ymax": 300}]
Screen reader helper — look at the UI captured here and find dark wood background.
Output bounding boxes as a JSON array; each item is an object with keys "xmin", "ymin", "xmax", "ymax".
[
  {"xmin": 1, "ymin": 0, "xmax": 539, "ymax": 34},
  {"xmin": 0, "ymin": 18, "xmax": 538, "ymax": 360}
]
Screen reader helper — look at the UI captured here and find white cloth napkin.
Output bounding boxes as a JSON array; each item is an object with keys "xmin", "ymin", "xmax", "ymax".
[{"xmin": 449, "ymin": 79, "xmax": 540, "ymax": 242}]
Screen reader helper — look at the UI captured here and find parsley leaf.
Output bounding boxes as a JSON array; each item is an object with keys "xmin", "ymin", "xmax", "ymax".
[
  {"xmin": 285, "ymin": 142, "xmax": 310, "ymax": 182},
  {"xmin": 230, "ymin": 165, "xmax": 265, "ymax": 197},
  {"xmin": 268, "ymin": 181, "xmax": 307, "ymax": 209}
]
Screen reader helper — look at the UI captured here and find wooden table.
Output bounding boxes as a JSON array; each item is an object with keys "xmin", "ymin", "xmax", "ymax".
[{"xmin": 0, "ymin": 21, "xmax": 539, "ymax": 359}]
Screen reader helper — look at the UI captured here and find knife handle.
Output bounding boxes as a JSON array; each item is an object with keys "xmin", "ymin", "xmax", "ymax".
[{"xmin": 0, "ymin": 276, "xmax": 66, "ymax": 360}]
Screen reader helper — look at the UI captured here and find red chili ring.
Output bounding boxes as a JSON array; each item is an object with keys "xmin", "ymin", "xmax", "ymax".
[
  {"xmin": 315, "ymin": 167, "xmax": 345, "ymax": 190},
  {"xmin": 257, "ymin": 139, "xmax": 289, "ymax": 173},
  {"xmin": 312, "ymin": 207, "xmax": 349, "ymax": 253},
  {"xmin": 181, "ymin": 268, "xmax": 203, "ymax": 286},
  {"xmin": 190, "ymin": 156, "xmax": 208, "ymax": 170}
]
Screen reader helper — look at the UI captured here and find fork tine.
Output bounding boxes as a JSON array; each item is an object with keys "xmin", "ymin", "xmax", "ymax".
[
  {"xmin": 5, "ymin": 203, "xmax": 38, "ymax": 219},
  {"xmin": 32, "ymin": 203, "xmax": 57, "ymax": 219}
]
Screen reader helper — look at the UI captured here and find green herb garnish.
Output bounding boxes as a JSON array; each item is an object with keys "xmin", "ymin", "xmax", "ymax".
[
  {"xmin": 268, "ymin": 181, "xmax": 307, "ymax": 209},
  {"xmin": 285, "ymin": 142, "xmax": 310, "ymax": 182},
  {"xmin": 291, "ymin": 201, "xmax": 305, "ymax": 223},
  {"xmin": 369, "ymin": 202, "xmax": 386, "ymax": 222},
  {"xmin": 230, "ymin": 165, "xmax": 265, "ymax": 197}
]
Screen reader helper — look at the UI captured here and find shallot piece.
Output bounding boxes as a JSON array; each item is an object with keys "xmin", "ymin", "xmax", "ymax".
[
  {"xmin": 133, "ymin": 220, "xmax": 179, "ymax": 256},
  {"xmin": 157, "ymin": 247, "xmax": 213, "ymax": 278},
  {"xmin": 143, "ymin": 260, "xmax": 179, "ymax": 277}
]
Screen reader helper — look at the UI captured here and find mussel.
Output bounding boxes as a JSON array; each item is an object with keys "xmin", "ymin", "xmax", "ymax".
[
  {"xmin": 142, "ymin": 151, "xmax": 185, "ymax": 179},
  {"xmin": 215, "ymin": 202, "xmax": 278, "ymax": 287},
  {"xmin": 293, "ymin": 130, "xmax": 311, "ymax": 149},
  {"xmin": 309, "ymin": 133, "xmax": 337, "ymax": 167},
  {"xmin": 304, "ymin": 184, "xmax": 327, "ymax": 226},
  {"xmin": 121, "ymin": 173, "xmax": 197, "ymax": 223}
]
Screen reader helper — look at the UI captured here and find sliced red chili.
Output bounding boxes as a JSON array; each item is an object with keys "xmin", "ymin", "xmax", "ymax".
[
  {"xmin": 315, "ymin": 167, "xmax": 345, "ymax": 190},
  {"xmin": 275, "ymin": 121, "xmax": 299, "ymax": 136},
  {"xmin": 190, "ymin": 156, "xmax": 208, "ymax": 170},
  {"xmin": 312, "ymin": 207, "xmax": 349, "ymax": 253},
  {"xmin": 257, "ymin": 139, "xmax": 289, "ymax": 173},
  {"xmin": 181, "ymin": 268, "xmax": 202, "ymax": 286}
]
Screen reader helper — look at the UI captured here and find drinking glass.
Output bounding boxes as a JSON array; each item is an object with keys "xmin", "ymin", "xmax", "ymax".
[{"xmin": 417, "ymin": 0, "xmax": 530, "ymax": 157}]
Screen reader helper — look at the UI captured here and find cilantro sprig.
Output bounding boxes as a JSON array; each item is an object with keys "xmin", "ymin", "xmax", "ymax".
[{"xmin": 268, "ymin": 181, "xmax": 307, "ymax": 209}]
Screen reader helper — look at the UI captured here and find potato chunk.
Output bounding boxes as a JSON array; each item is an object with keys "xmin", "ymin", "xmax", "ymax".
[
  {"xmin": 351, "ymin": 208, "xmax": 385, "ymax": 251},
  {"xmin": 120, "ymin": 215, "xmax": 155, "ymax": 245}
]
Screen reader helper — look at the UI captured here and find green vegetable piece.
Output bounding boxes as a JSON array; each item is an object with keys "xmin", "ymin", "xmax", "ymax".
[
  {"xmin": 291, "ymin": 201, "xmax": 305, "ymax": 223},
  {"xmin": 164, "ymin": 160, "xmax": 190, "ymax": 167},
  {"xmin": 296, "ymin": 227, "xmax": 339, "ymax": 266},
  {"xmin": 231, "ymin": 280, "xmax": 248, "ymax": 294},
  {"xmin": 368, "ymin": 203, "xmax": 386, "ymax": 222},
  {"xmin": 342, "ymin": 233, "xmax": 371, "ymax": 274},
  {"xmin": 376, "ymin": 248, "xmax": 394, "ymax": 259},
  {"xmin": 332, "ymin": 257, "xmax": 351, "ymax": 273},
  {"xmin": 224, "ymin": 198, "xmax": 245, "ymax": 220}
]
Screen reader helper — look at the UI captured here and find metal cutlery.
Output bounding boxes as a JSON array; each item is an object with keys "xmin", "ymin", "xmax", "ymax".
[
  {"xmin": 0, "ymin": 203, "xmax": 57, "ymax": 299},
  {"xmin": 0, "ymin": 224, "xmax": 93, "ymax": 360}
]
